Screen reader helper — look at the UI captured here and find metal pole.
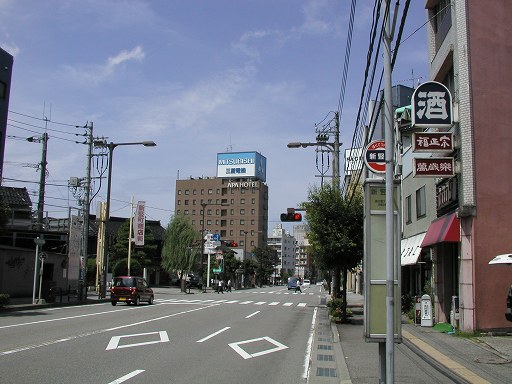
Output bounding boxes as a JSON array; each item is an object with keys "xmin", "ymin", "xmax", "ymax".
[
  {"xmin": 32, "ymin": 238, "xmax": 44, "ymax": 304},
  {"xmin": 383, "ymin": 0, "xmax": 395, "ymax": 382},
  {"xmin": 201, "ymin": 203, "xmax": 206, "ymax": 291},
  {"xmin": 128, "ymin": 196, "xmax": 134, "ymax": 276},
  {"xmin": 80, "ymin": 122, "xmax": 93, "ymax": 300},
  {"xmin": 36, "ymin": 133, "xmax": 48, "ymax": 230},
  {"xmin": 38, "ymin": 255, "xmax": 45, "ymax": 303},
  {"xmin": 333, "ymin": 112, "xmax": 340, "ymax": 192}
]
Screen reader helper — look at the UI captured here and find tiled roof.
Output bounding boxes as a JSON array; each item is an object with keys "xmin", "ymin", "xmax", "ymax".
[{"xmin": 0, "ymin": 186, "xmax": 32, "ymax": 208}]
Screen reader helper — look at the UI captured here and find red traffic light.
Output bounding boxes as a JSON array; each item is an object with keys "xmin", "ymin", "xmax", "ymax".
[
  {"xmin": 226, "ymin": 241, "xmax": 238, "ymax": 247},
  {"xmin": 280, "ymin": 212, "xmax": 302, "ymax": 222}
]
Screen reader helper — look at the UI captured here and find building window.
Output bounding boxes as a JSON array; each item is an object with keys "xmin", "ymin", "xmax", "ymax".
[
  {"xmin": 216, "ymin": 189, "xmax": 220, "ymax": 194},
  {"xmin": 251, "ymin": 209, "xmax": 255, "ymax": 214},
  {"xmin": 230, "ymin": 220, "xmax": 234, "ymax": 225},
  {"xmin": 201, "ymin": 189, "xmax": 204, "ymax": 195},
  {"xmin": 251, "ymin": 220, "xmax": 255, "ymax": 225},
  {"xmin": 192, "ymin": 209, "xmax": 196, "ymax": 215},
  {"xmin": 416, "ymin": 186, "xmax": 426, "ymax": 219},
  {"xmin": 184, "ymin": 200, "xmax": 189, "ymax": 205},
  {"xmin": 208, "ymin": 189, "xmax": 213, "ymax": 195},
  {"xmin": 240, "ymin": 209, "xmax": 245, "ymax": 215},
  {"xmin": 177, "ymin": 200, "xmax": 181, "ymax": 205},
  {"xmin": 240, "ymin": 198, "xmax": 245, "ymax": 204},
  {"xmin": 433, "ymin": 0, "xmax": 451, "ymax": 50},
  {"xmin": 406, "ymin": 195, "xmax": 412, "ymax": 224},
  {"xmin": 252, "ymin": 198, "xmax": 256, "ymax": 204},
  {"xmin": 231, "ymin": 199, "xmax": 235, "ymax": 204},
  {"xmin": 185, "ymin": 190, "xmax": 190, "ymax": 195},
  {"xmin": 193, "ymin": 189, "xmax": 197, "ymax": 195},
  {"xmin": 230, "ymin": 209, "xmax": 235, "ymax": 215},
  {"xmin": 240, "ymin": 220, "xmax": 245, "ymax": 225},
  {"xmin": 184, "ymin": 210, "xmax": 189, "ymax": 215},
  {"xmin": 177, "ymin": 190, "xmax": 182, "ymax": 195}
]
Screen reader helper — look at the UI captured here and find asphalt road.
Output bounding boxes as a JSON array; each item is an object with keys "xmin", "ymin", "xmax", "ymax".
[{"xmin": 0, "ymin": 285, "xmax": 321, "ymax": 384}]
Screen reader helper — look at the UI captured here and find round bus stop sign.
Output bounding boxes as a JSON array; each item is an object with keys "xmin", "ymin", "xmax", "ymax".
[{"xmin": 364, "ymin": 140, "xmax": 386, "ymax": 173}]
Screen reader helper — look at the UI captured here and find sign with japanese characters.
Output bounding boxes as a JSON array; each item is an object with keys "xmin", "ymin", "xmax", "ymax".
[
  {"xmin": 134, "ymin": 201, "xmax": 146, "ymax": 246},
  {"xmin": 364, "ymin": 140, "xmax": 385, "ymax": 174},
  {"xmin": 412, "ymin": 81, "xmax": 453, "ymax": 128},
  {"xmin": 413, "ymin": 132, "xmax": 454, "ymax": 152},
  {"xmin": 413, "ymin": 157, "xmax": 455, "ymax": 178}
]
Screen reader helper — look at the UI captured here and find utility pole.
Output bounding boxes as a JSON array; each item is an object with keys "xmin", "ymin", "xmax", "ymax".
[
  {"xmin": 79, "ymin": 122, "xmax": 93, "ymax": 301},
  {"xmin": 383, "ymin": 1, "xmax": 395, "ymax": 382},
  {"xmin": 36, "ymin": 132, "xmax": 48, "ymax": 229}
]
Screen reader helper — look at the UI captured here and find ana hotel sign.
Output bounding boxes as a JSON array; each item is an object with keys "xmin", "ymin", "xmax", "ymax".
[{"xmin": 217, "ymin": 151, "xmax": 267, "ymax": 182}]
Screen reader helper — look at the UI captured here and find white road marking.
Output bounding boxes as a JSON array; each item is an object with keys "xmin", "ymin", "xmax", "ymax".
[
  {"xmin": 108, "ymin": 370, "xmax": 145, "ymax": 384},
  {"xmin": 229, "ymin": 337, "xmax": 288, "ymax": 359},
  {"xmin": 225, "ymin": 300, "xmax": 239, "ymax": 303},
  {"xmin": 297, "ymin": 303, "xmax": 307, "ymax": 307},
  {"xmin": 254, "ymin": 302, "xmax": 266, "ymax": 305},
  {"xmin": 106, "ymin": 331, "xmax": 169, "ymax": 350},
  {"xmin": 239, "ymin": 301, "xmax": 253, "ymax": 305},
  {"xmin": 245, "ymin": 311, "xmax": 260, "ymax": 318},
  {"xmin": 269, "ymin": 302, "xmax": 279, "ymax": 306},
  {"xmin": 303, "ymin": 307, "xmax": 317, "ymax": 380},
  {"xmin": 196, "ymin": 326, "xmax": 231, "ymax": 343},
  {"xmin": 283, "ymin": 302, "xmax": 293, "ymax": 307}
]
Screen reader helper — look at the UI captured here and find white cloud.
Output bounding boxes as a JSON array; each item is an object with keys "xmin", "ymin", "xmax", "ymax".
[{"xmin": 61, "ymin": 45, "xmax": 145, "ymax": 86}]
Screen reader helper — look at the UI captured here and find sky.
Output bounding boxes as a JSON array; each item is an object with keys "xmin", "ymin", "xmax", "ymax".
[{"xmin": 1, "ymin": 0, "xmax": 428, "ymax": 233}]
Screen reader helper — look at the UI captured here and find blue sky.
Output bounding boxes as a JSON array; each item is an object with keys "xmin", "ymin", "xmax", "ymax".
[{"xmin": 1, "ymin": 0, "xmax": 428, "ymax": 231}]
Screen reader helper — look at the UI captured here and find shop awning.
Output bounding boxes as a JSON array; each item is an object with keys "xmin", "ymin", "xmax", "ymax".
[
  {"xmin": 421, "ymin": 212, "xmax": 460, "ymax": 248},
  {"xmin": 401, "ymin": 232, "xmax": 426, "ymax": 266}
]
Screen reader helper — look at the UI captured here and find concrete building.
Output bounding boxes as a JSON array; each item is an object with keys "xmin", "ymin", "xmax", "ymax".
[
  {"xmin": 293, "ymin": 224, "xmax": 311, "ymax": 279},
  {"xmin": 267, "ymin": 224, "xmax": 295, "ymax": 284},
  {"xmin": 174, "ymin": 152, "xmax": 269, "ymax": 259},
  {"xmin": 417, "ymin": 0, "xmax": 512, "ymax": 331}
]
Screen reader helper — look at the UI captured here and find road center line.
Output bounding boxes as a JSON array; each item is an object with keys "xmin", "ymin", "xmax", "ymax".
[
  {"xmin": 245, "ymin": 311, "xmax": 260, "ymax": 318},
  {"xmin": 196, "ymin": 326, "xmax": 231, "ymax": 343}
]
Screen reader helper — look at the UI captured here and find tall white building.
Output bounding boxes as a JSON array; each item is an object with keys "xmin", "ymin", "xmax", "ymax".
[
  {"xmin": 267, "ymin": 224, "xmax": 296, "ymax": 283},
  {"xmin": 293, "ymin": 224, "xmax": 310, "ymax": 279}
]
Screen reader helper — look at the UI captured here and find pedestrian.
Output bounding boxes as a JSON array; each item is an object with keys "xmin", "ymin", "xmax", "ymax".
[
  {"xmin": 227, "ymin": 279, "xmax": 232, "ymax": 292},
  {"xmin": 295, "ymin": 279, "xmax": 302, "ymax": 293},
  {"xmin": 217, "ymin": 279, "xmax": 224, "ymax": 294}
]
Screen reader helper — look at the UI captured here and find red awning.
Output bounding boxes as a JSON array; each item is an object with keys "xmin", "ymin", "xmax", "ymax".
[{"xmin": 421, "ymin": 212, "xmax": 460, "ymax": 247}]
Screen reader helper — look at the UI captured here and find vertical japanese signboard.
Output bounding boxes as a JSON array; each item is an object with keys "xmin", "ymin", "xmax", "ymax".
[
  {"xmin": 411, "ymin": 81, "xmax": 453, "ymax": 129},
  {"xmin": 134, "ymin": 201, "xmax": 145, "ymax": 246}
]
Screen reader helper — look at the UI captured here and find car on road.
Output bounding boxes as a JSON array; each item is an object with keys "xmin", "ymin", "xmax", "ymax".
[
  {"xmin": 287, "ymin": 276, "xmax": 298, "ymax": 290},
  {"xmin": 302, "ymin": 279, "xmax": 311, "ymax": 288},
  {"xmin": 110, "ymin": 276, "xmax": 154, "ymax": 306}
]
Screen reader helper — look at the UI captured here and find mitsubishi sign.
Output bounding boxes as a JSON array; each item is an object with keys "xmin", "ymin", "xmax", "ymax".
[{"xmin": 217, "ymin": 151, "xmax": 266, "ymax": 181}]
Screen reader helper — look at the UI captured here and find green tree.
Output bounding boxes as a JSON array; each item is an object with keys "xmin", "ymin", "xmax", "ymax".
[
  {"xmin": 161, "ymin": 215, "xmax": 200, "ymax": 289},
  {"xmin": 253, "ymin": 246, "xmax": 279, "ymax": 287},
  {"xmin": 305, "ymin": 184, "xmax": 363, "ymax": 320},
  {"xmin": 108, "ymin": 221, "xmax": 159, "ymax": 276}
]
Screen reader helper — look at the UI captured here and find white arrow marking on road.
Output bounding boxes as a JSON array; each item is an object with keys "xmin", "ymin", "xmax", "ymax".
[
  {"xmin": 196, "ymin": 326, "xmax": 231, "ymax": 343},
  {"xmin": 108, "ymin": 370, "xmax": 145, "ymax": 384},
  {"xmin": 106, "ymin": 331, "xmax": 169, "ymax": 350}
]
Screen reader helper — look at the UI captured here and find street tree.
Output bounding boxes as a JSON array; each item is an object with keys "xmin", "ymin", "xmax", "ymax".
[
  {"xmin": 108, "ymin": 221, "xmax": 158, "ymax": 277},
  {"xmin": 253, "ymin": 245, "xmax": 280, "ymax": 287},
  {"xmin": 161, "ymin": 215, "xmax": 199, "ymax": 289},
  {"xmin": 305, "ymin": 184, "xmax": 363, "ymax": 320}
]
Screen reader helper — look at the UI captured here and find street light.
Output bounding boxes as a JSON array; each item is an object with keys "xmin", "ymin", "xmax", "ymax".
[
  {"xmin": 99, "ymin": 140, "xmax": 156, "ymax": 298},
  {"xmin": 287, "ymin": 112, "xmax": 341, "ymax": 191}
]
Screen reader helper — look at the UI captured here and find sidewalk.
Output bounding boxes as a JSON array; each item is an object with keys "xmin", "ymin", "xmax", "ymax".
[{"xmin": 333, "ymin": 291, "xmax": 512, "ymax": 383}]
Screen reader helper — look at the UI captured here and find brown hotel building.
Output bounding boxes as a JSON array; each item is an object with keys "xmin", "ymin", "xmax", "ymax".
[{"xmin": 174, "ymin": 176, "xmax": 269, "ymax": 255}]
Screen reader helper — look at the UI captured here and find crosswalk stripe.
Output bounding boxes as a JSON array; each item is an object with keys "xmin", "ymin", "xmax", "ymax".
[
  {"xmin": 297, "ymin": 303, "xmax": 307, "ymax": 307},
  {"xmin": 255, "ymin": 302, "xmax": 266, "ymax": 305},
  {"xmin": 269, "ymin": 302, "xmax": 279, "ymax": 306},
  {"xmin": 283, "ymin": 303, "xmax": 293, "ymax": 307},
  {"xmin": 239, "ymin": 301, "xmax": 253, "ymax": 305}
]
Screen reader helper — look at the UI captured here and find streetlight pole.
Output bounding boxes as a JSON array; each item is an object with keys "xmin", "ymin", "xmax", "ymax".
[
  {"xmin": 99, "ymin": 140, "xmax": 156, "ymax": 298},
  {"xmin": 243, "ymin": 230, "xmax": 248, "ymax": 288}
]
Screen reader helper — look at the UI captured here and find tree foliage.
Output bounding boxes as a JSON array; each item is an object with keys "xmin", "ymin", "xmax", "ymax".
[
  {"xmin": 305, "ymin": 184, "xmax": 364, "ymax": 316},
  {"xmin": 108, "ymin": 220, "xmax": 159, "ymax": 276},
  {"xmin": 253, "ymin": 245, "xmax": 280, "ymax": 287},
  {"xmin": 161, "ymin": 215, "xmax": 200, "ymax": 280}
]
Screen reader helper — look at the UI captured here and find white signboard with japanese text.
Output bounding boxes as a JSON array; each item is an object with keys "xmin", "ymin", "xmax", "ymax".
[{"xmin": 134, "ymin": 201, "xmax": 145, "ymax": 246}]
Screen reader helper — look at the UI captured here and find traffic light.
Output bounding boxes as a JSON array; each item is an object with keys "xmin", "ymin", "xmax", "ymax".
[
  {"xmin": 225, "ymin": 241, "xmax": 238, "ymax": 247},
  {"xmin": 280, "ymin": 212, "xmax": 302, "ymax": 222}
]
